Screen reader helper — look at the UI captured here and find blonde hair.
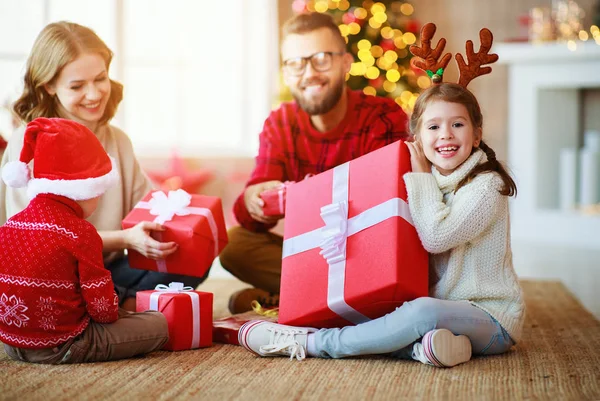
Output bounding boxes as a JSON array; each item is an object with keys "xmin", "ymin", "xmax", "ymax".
[
  {"xmin": 410, "ymin": 83, "xmax": 517, "ymax": 197},
  {"xmin": 282, "ymin": 12, "xmax": 346, "ymax": 50},
  {"xmin": 13, "ymin": 21, "xmax": 123, "ymax": 126}
]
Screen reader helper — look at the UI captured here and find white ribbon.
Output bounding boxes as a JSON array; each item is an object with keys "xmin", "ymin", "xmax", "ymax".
[
  {"xmin": 134, "ymin": 189, "xmax": 220, "ymax": 273},
  {"xmin": 149, "ymin": 282, "xmax": 201, "ymax": 349},
  {"xmin": 282, "ymin": 162, "xmax": 414, "ymax": 325},
  {"xmin": 278, "ymin": 187, "xmax": 285, "ymax": 215}
]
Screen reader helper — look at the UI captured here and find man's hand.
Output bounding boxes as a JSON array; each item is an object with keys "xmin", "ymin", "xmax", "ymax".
[
  {"xmin": 406, "ymin": 140, "xmax": 431, "ymax": 173},
  {"xmin": 244, "ymin": 181, "xmax": 284, "ymax": 224}
]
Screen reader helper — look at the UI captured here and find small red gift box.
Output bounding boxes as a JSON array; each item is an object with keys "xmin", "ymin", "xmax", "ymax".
[
  {"xmin": 261, "ymin": 184, "xmax": 289, "ymax": 216},
  {"xmin": 136, "ymin": 282, "xmax": 213, "ymax": 351},
  {"xmin": 279, "ymin": 140, "xmax": 428, "ymax": 328},
  {"xmin": 213, "ymin": 305, "xmax": 278, "ymax": 346},
  {"xmin": 122, "ymin": 189, "xmax": 228, "ymax": 278}
]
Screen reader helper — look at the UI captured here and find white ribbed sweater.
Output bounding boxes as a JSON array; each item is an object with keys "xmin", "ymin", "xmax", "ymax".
[{"xmin": 403, "ymin": 150, "xmax": 525, "ymax": 342}]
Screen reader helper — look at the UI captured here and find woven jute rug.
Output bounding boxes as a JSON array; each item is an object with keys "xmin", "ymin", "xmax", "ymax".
[{"xmin": 1, "ymin": 279, "xmax": 599, "ymax": 401}]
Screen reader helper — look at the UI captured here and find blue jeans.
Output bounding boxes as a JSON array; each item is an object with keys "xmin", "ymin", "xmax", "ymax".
[
  {"xmin": 106, "ymin": 256, "xmax": 208, "ymax": 303},
  {"xmin": 314, "ymin": 297, "xmax": 514, "ymax": 359}
]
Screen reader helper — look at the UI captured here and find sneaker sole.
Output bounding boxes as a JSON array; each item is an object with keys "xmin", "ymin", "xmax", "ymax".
[
  {"xmin": 238, "ymin": 320, "xmax": 266, "ymax": 356},
  {"xmin": 423, "ymin": 329, "xmax": 472, "ymax": 368}
]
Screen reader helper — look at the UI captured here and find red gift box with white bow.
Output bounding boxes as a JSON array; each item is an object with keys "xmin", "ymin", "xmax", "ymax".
[
  {"xmin": 278, "ymin": 140, "xmax": 428, "ymax": 328},
  {"xmin": 136, "ymin": 282, "xmax": 213, "ymax": 351},
  {"xmin": 122, "ymin": 189, "xmax": 228, "ymax": 278}
]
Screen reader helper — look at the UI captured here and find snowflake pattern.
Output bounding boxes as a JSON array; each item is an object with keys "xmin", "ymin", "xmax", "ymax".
[
  {"xmin": 36, "ymin": 296, "xmax": 56, "ymax": 312},
  {"xmin": 0, "ymin": 293, "xmax": 30, "ymax": 328},
  {"xmin": 39, "ymin": 315, "xmax": 57, "ymax": 330},
  {"xmin": 91, "ymin": 297, "xmax": 111, "ymax": 312}
]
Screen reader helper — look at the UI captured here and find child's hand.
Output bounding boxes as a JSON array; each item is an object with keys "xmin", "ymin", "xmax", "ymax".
[
  {"xmin": 124, "ymin": 221, "xmax": 178, "ymax": 260},
  {"xmin": 406, "ymin": 140, "xmax": 431, "ymax": 173}
]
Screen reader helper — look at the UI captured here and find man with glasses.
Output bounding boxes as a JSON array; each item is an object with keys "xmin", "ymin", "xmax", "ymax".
[{"xmin": 221, "ymin": 12, "xmax": 410, "ymax": 313}]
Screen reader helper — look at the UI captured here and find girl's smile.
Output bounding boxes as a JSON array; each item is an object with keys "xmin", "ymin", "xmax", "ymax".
[{"xmin": 418, "ymin": 100, "xmax": 481, "ymax": 176}]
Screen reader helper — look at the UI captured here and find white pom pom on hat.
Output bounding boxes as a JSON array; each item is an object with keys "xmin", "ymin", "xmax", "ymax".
[
  {"xmin": 1, "ymin": 160, "xmax": 31, "ymax": 188},
  {"xmin": 0, "ymin": 117, "xmax": 119, "ymax": 200}
]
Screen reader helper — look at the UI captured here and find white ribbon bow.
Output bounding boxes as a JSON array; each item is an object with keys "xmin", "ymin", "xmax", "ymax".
[
  {"xmin": 149, "ymin": 282, "xmax": 201, "ymax": 349},
  {"xmin": 153, "ymin": 282, "xmax": 194, "ymax": 292},
  {"xmin": 148, "ymin": 189, "xmax": 192, "ymax": 225},
  {"xmin": 318, "ymin": 201, "xmax": 348, "ymax": 265}
]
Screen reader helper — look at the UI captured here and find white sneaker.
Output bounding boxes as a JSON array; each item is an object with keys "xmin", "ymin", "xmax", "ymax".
[
  {"xmin": 238, "ymin": 320, "xmax": 317, "ymax": 361},
  {"xmin": 412, "ymin": 329, "xmax": 472, "ymax": 368}
]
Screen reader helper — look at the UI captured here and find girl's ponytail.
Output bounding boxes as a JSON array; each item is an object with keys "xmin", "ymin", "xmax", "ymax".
[{"xmin": 456, "ymin": 140, "xmax": 517, "ymax": 197}]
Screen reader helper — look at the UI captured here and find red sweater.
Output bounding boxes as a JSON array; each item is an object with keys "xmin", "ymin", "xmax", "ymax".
[
  {"xmin": 0, "ymin": 194, "xmax": 118, "ymax": 349},
  {"xmin": 234, "ymin": 89, "xmax": 410, "ymax": 232}
]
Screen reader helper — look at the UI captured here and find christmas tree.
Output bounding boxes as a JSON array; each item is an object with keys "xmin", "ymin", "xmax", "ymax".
[{"xmin": 289, "ymin": 0, "xmax": 426, "ymax": 113}]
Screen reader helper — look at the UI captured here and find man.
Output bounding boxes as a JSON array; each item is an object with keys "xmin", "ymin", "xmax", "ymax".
[{"xmin": 221, "ymin": 12, "xmax": 410, "ymax": 313}]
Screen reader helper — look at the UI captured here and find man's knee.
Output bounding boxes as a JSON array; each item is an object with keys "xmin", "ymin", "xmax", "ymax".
[{"xmin": 219, "ymin": 226, "xmax": 259, "ymax": 272}]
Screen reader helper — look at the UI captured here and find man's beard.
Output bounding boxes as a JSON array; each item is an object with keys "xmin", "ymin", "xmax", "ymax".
[{"xmin": 291, "ymin": 76, "xmax": 345, "ymax": 116}]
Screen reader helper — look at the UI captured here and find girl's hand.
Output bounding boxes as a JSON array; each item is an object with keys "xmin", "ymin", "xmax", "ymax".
[
  {"xmin": 406, "ymin": 140, "xmax": 431, "ymax": 173},
  {"xmin": 124, "ymin": 221, "xmax": 178, "ymax": 260}
]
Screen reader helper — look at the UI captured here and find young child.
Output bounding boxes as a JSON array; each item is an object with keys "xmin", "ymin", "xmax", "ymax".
[
  {"xmin": 236, "ymin": 24, "xmax": 525, "ymax": 368},
  {"xmin": 0, "ymin": 117, "xmax": 168, "ymax": 364},
  {"xmin": 0, "ymin": 21, "xmax": 204, "ymax": 311}
]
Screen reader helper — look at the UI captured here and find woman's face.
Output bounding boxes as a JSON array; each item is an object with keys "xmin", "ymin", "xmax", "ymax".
[{"xmin": 45, "ymin": 52, "xmax": 111, "ymax": 131}]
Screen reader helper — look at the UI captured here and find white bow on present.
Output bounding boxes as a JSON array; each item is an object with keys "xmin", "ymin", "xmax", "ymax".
[{"xmin": 146, "ymin": 190, "xmax": 194, "ymax": 225}]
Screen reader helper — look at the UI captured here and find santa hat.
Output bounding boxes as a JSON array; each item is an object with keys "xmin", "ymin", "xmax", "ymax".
[{"xmin": 1, "ymin": 117, "xmax": 119, "ymax": 200}]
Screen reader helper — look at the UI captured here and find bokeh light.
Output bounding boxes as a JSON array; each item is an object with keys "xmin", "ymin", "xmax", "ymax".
[{"xmin": 363, "ymin": 86, "xmax": 377, "ymax": 96}]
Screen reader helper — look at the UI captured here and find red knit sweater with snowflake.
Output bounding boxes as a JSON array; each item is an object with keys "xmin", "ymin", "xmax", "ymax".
[
  {"xmin": 0, "ymin": 194, "xmax": 118, "ymax": 349},
  {"xmin": 234, "ymin": 89, "xmax": 410, "ymax": 232}
]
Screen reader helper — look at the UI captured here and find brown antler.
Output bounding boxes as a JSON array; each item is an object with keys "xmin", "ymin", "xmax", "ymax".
[
  {"xmin": 409, "ymin": 23, "xmax": 452, "ymax": 83},
  {"xmin": 455, "ymin": 28, "xmax": 499, "ymax": 87}
]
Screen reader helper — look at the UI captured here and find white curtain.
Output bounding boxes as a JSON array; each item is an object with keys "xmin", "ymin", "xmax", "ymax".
[{"xmin": 0, "ymin": 0, "xmax": 279, "ymax": 157}]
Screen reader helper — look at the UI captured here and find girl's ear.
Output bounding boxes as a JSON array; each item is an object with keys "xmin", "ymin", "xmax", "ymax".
[
  {"xmin": 44, "ymin": 83, "xmax": 56, "ymax": 96},
  {"xmin": 474, "ymin": 127, "xmax": 482, "ymax": 147}
]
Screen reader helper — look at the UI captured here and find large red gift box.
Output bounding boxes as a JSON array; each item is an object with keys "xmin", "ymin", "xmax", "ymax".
[
  {"xmin": 279, "ymin": 140, "xmax": 428, "ymax": 328},
  {"xmin": 213, "ymin": 305, "xmax": 278, "ymax": 346},
  {"xmin": 137, "ymin": 283, "xmax": 213, "ymax": 351},
  {"xmin": 261, "ymin": 184, "xmax": 288, "ymax": 216},
  {"xmin": 122, "ymin": 189, "xmax": 228, "ymax": 278}
]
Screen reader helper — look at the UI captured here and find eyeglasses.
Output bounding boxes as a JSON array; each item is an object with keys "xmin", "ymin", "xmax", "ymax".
[{"xmin": 282, "ymin": 51, "xmax": 346, "ymax": 76}]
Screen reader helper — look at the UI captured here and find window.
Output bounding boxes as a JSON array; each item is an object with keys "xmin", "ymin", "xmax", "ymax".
[{"xmin": 0, "ymin": 0, "xmax": 279, "ymax": 157}]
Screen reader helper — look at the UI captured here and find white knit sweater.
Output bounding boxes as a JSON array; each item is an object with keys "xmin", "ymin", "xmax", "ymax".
[{"xmin": 403, "ymin": 150, "xmax": 525, "ymax": 342}]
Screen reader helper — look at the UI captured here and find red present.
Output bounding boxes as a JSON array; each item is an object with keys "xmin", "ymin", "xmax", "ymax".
[
  {"xmin": 136, "ymin": 282, "xmax": 213, "ymax": 351},
  {"xmin": 261, "ymin": 176, "xmax": 313, "ymax": 216},
  {"xmin": 122, "ymin": 189, "xmax": 228, "ymax": 278},
  {"xmin": 212, "ymin": 302, "xmax": 278, "ymax": 345},
  {"xmin": 279, "ymin": 140, "xmax": 428, "ymax": 328},
  {"xmin": 261, "ymin": 183, "xmax": 289, "ymax": 216}
]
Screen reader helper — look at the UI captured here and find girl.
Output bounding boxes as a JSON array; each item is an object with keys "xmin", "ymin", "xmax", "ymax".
[
  {"xmin": 0, "ymin": 22, "xmax": 205, "ymax": 310},
  {"xmin": 236, "ymin": 82, "xmax": 525, "ymax": 367}
]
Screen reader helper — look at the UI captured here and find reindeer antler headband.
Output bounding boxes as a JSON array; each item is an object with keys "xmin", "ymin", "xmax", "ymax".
[{"xmin": 409, "ymin": 23, "xmax": 499, "ymax": 87}]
